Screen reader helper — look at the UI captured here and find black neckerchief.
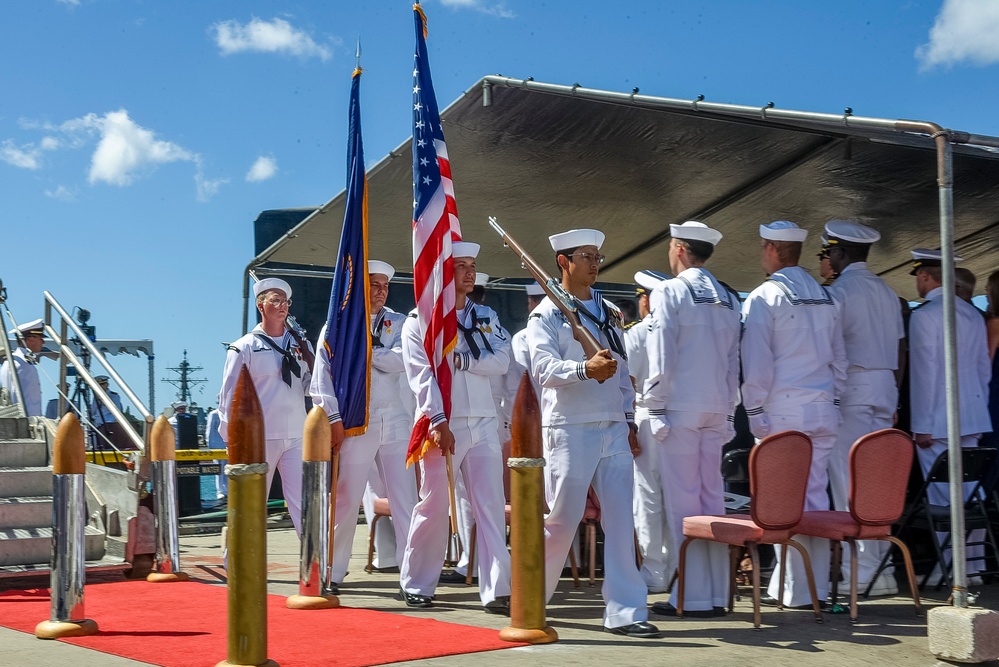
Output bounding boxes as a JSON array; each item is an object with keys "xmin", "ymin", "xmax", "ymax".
[
  {"xmin": 253, "ymin": 332, "xmax": 301, "ymax": 387},
  {"xmin": 456, "ymin": 304, "xmax": 493, "ymax": 360},
  {"xmin": 575, "ymin": 293, "xmax": 626, "ymax": 358},
  {"xmin": 371, "ymin": 308, "xmax": 387, "ymax": 348}
]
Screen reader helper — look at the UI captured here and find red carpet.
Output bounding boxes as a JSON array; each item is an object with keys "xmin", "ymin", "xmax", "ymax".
[{"xmin": 0, "ymin": 580, "xmax": 524, "ymax": 666}]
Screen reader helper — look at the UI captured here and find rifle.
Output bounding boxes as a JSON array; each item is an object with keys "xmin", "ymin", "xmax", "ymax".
[
  {"xmin": 285, "ymin": 315, "xmax": 316, "ymax": 370},
  {"xmin": 487, "ymin": 216, "xmax": 606, "ymax": 372}
]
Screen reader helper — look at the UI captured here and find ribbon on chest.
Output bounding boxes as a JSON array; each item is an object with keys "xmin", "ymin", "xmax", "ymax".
[{"xmin": 457, "ymin": 305, "xmax": 494, "ymax": 360}]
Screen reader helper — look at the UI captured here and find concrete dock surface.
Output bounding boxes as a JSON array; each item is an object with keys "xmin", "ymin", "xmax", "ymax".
[{"xmin": 3, "ymin": 521, "xmax": 997, "ymax": 667}]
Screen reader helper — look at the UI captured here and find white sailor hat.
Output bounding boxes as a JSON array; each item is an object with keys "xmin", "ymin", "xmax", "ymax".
[
  {"xmin": 367, "ymin": 260, "xmax": 395, "ymax": 281},
  {"xmin": 452, "ymin": 241, "xmax": 480, "ymax": 258},
  {"xmin": 253, "ymin": 278, "xmax": 292, "ymax": 299},
  {"xmin": 171, "ymin": 400, "xmax": 188, "ymax": 410},
  {"xmin": 634, "ymin": 270, "xmax": 669, "ymax": 295},
  {"xmin": 94, "ymin": 375, "xmax": 110, "ymax": 383},
  {"xmin": 670, "ymin": 221, "xmax": 723, "ymax": 246},
  {"xmin": 910, "ymin": 248, "xmax": 963, "ymax": 275},
  {"xmin": 548, "ymin": 229, "xmax": 605, "ymax": 252},
  {"xmin": 525, "ymin": 282, "xmax": 546, "ymax": 297},
  {"xmin": 760, "ymin": 220, "xmax": 808, "ymax": 243},
  {"xmin": 474, "ymin": 272, "xmax": 489, "ymax": 287},
  {"xmin": 824, "ymin": 220, "xmax": 881, "ymax": 246},
  {"xmin": 8, "ymin": 318, "xmax": 44, "ymax": 337}
]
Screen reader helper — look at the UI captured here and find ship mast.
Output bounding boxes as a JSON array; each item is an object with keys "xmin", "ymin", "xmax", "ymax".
[{"xmin": 162, "ymin": 349, "xmax": 207, "ymax": 404}]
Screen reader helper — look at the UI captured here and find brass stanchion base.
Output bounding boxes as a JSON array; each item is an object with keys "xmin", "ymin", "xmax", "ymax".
[
  {"xmin": 215, "ymin": 660, "xmax": 279, "ymax": 667},
  {"xmin": 147, "ymin": 571, "xmax": 190, "ymax": 583},
  {"xmin": 285, "ymin": 594, "xmax": 340, "ymax": 610},
  {"xmin": 499, "ymin": 625, "xmax": 558, "ymax": 644},
  {"xmin": 35, "ymin": 618, "xmax": 99, "ymax": 639}
]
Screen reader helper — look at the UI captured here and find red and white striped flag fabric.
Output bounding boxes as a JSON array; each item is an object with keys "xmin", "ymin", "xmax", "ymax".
[{"xmin": 407, "ymin": 3, "xmax": 462, "ymax": 465}]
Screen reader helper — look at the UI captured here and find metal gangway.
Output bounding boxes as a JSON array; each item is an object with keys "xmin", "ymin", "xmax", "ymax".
[{"xmin": 0, "ymin": 286, "xmax": 158, "ymax": 578}]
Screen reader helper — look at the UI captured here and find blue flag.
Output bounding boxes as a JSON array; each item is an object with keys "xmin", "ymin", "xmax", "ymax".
[{"xmin": 323, "ymin": 68, "xmax": 371, "ymax": 436}]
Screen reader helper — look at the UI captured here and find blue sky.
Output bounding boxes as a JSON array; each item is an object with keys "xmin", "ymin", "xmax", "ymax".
[{"xmin": 2, "ymin": 0, "xmax": 998, "ymax": 413}]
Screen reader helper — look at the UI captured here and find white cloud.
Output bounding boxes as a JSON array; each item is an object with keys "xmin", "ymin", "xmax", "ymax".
[
  {"xmin": 439, "ymin": 0, "xmax": 515, "ymax": 18},
  {"xmin": 246, "ymin": 155, "xmax": 278, "ymax": 182},
  {"xmin": 87, "ymin": 109, "xmax": 196, "ymax": 186},
  {"xmin": 45, "ymin": 185, "xmax": 76, "ymax": 201},
  {"xmin": 10, "ymin": 110, "xmax": 220, "ymax": 200},
  {"xmin": 56, "ymin": 0, "xmax": 80, "ymax": 6},
  {"xmin": 213, "ymin": 17, "xmax": 332, "ymax": 61},
  {"xmin": 195, "ymin": 171, "xmax": 229, "ymax": 202},
  {"xmin": 916, "ymin": 0, "xmax": 999, "ymax": 70},
  {"xmin": 1, "ymin": 140, "xmax": 43, "ymax": 169}
]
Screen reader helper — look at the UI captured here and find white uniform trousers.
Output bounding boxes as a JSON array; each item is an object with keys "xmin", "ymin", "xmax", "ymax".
[
  {"xmin": 765, "ymin": 402, "xmax": 838, "ymax": 607},
  {"xmin": 544, "ymin": 421, "xmax": 648, "ymax": 628},
  {"xmin": 265, "ymin": 437, "xmax": 304, "ymax": 537},
  {"xmin": 331, "ymin": 416, "xmax": 417, "ymax": 584},
  {"xmin": 362, "ymin": 469, "xmax": 398, "ymax": 569},
  {"xmin": 400, "ymin": 416, "xmax": 511, "ymax": 605},
  {"xmin": 633, "ymin": 415, "xmax": 671, "ymax": 592},
  {"xmin": 658, "ymin": 410, "xmax": 729, "ymax": 611},
  {"xmin": 828, "ymin": 370, "xmax": 897, "ymax": 584},
  {"xmin": 916, "ymin": 435, "xmax": 985, "ymax": 575}
]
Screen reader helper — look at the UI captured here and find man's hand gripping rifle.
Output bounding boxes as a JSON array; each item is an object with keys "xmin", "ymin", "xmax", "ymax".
[{"xmin": 487, "ymin": 216, "xmax": 610, "ymax": 383}]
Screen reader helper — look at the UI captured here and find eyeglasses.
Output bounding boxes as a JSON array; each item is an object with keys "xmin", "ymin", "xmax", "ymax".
[
  {"xmin": 570, "ymin": 252, "xmax": 606, "ymax": 265},
  {"xmin": 265, "ymin": 298, "xmax": 292, "ymax": 307}
]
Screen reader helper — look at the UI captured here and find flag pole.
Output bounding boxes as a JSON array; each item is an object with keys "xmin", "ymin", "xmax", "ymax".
[
  {"xmin": 444, "ymin": 448, "xmax": 459, "ymax": 539},
  {"xmin": 326, "ymin": 449, "xmax": 339, "ymax": 584}
]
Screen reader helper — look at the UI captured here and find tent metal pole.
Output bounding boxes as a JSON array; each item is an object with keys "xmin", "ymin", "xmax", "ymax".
[
  {"xmin": 895, "ymin": 120, "xmax": 968, "ymax": 608},
  {"xmin": 935, "ymin": 133, "xmax": 968, "ymax": 609}
]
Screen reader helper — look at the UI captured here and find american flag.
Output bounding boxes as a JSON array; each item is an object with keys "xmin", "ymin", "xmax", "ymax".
[{"xmin": 407, "ymin": 3, "xmax": 462, "ymax": 465}]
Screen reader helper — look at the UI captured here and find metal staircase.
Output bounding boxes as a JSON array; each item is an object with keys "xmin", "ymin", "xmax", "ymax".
[
  {"xmin": 0, "ymin": 416, "xmax": 127, "ymax": 578},
  {"xmin": 0, "ymin": 287, "xmax": 157, "ymax": 581}
]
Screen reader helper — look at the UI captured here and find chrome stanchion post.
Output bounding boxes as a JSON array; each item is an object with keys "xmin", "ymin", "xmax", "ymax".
[
  {"xmin": 287, "ymin": 406, "xmax": 338, "ymax": 609},
  {"xmin": 35, "ymin": 413, "xmax": 99, "ymax": 639},
  {"xmin": 147, "ymin": 415, "xmax": 189, "ymax": 583}
]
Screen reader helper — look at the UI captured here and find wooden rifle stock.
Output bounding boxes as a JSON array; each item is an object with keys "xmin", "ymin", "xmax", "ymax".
[{"xmin": 487, "ymin": 217, "xmax": 603, "ymax": 359}]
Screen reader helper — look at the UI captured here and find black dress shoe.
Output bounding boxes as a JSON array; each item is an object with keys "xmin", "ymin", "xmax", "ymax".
[
  {"xmin": 484, "ymin": 595, "xmax": 510, "ymax": 616},
  {"xmin": 399, "ymin": 587, "xmax": 433, "ymax": 608},
  {"xmin": 605, "ymin": 622, "xmax": 661, "ymax": 638},
  {"xmin": 438, "ymin": 569, "xmax": 473, "ymax": 584},
  {"xmin": 650, "ymin": 601, "xmax": 724, "ymax": 618}
]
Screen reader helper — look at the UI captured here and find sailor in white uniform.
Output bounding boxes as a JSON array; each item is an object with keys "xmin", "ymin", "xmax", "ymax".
[
  {"xmin": 908, "ymin": 248, "xmax": 993, "ymax": 578},
  {"xmin": 741, "ymin": 220, "xmax": 847, "ymax": 607},
  {"xmin": 823, "ymin": 220, "xmax": 905, "ymax": 594},
  {"xmin": 399, "ymin": 241, "xmax": 513, "ymax": 612},
  {"xmin": 216, "ymin": 277, "xmax": 312, "ymax": 536},
  {"xmin": 448, "ymin": 271, "xmax": 500, "ymax": 585},
  {"xmin": 310, "ymin": 260, "xmax": 419, "ymax": 591},
  {"xmin": 626, "ymin": 269, "xmax": 672, "ymax": 595},
  {"xmin": 1, "ymin": 319, "xmax": 45, "ymax": 417},
  {"xmin": 527, "ymin": 228, "xmax": 659, "ymax": 638},
  {"xmin": 511, "ymin": 283, "xmax": 546, "ymax": 408},
  {"xmin": 644, "ymin": 221, "xmax": 742, "ymax": 616}
]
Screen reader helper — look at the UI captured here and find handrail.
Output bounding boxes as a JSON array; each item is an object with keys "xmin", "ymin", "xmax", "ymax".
[
  {"xmin": 43, "ymin": 291, "xmax": 151, "ymax": 453},
  {"xmin": 0, "ymin": 281, "xmax": 28, "ymax": 419}
]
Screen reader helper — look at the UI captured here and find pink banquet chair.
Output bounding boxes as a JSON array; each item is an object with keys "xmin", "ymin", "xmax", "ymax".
[
  {"xmin": 793, "ymin": 428, "xmax": 921, "ymax": 622},
  {"xmin": 676, "ymin": 430, "xmax": 822, "ymax": 628}
]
